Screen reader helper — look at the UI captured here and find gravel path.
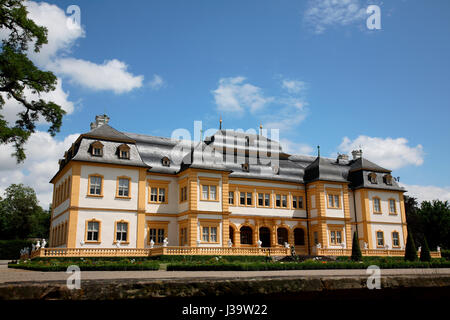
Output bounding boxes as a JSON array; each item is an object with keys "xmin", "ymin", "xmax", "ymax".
[{"xmin": 1, "ymin": 264, "xmax": 449, "ymax": 284}]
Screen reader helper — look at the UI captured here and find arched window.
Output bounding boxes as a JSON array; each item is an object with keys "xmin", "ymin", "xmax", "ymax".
[
  {"xmin": 277, "ymin": 227, "xmax": 288, "ymax": 245},
  {"xmin": 240, "ymin": 226, "xmax": 253, "ymax": 245},
  {"xmin": 229, "ymin": 226, "xmax": 234, "ymax": 244},
  {"xmin": 294, "ymin": 228, "xmax": 305, "ymax": 246}
]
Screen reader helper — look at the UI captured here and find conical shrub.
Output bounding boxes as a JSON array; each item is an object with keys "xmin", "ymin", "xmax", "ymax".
[
  {"xmin": 420, "ymin": 237, "xmax": 431, "ymax": 262},
  {"xmin": 404, "ymin": 230, "xmax": 417, "ymax": 261},
  {"xmin": 351, "ymin": 231, "xmax": 362, "ymax": 261}
]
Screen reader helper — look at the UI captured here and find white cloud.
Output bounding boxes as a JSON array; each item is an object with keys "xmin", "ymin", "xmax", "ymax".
[
  {"xmin": 401, "ymin": 184, "xmax": 450, "ymax": 203},
  {"xmin": 338, "ymin": 135, "xmax": 424, "ymax": 170},
  {"xmin": 280, "ymin": 139, "xmax": 314, "ymax": 155},
  {"xmin": 213, "ymin": 77, "xmax": 273, "ymax": 114},
  {"xmin": 49, "ymin": 58, "xmax": 143, "ymax": 94},
  {"xmin": 212, "ymin": 76, "xmax": 309, "ymax": 132},
  {"xmin": 304, "ymin": 0, "xmax": 367, "ymax": 34},
  {"xmin": 0, "ymin": 131, "xmax": 79, "ymax": 209},
  {"xmin": 12, "ymin": 1, "xmax": 144, "ymax": 94},
  {"xmin": 25, "ymin": 1, "xmax": 85, "ymax": 66},
  {"xmin": 281, "ymin": 79, "xmax": 306, "ymax": 94},
  {"xmin": 149, "ymin": 74, "xmax": 165, "ymax": 90},
  {"xmin": 1, "ymin": 78, "xmax": 75, "ymax": 125}
]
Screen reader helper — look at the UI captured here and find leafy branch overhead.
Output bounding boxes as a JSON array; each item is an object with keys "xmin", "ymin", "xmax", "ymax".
[{"xmin": 0, "ymin": 0, "xmax": 65, "ymax": 162}]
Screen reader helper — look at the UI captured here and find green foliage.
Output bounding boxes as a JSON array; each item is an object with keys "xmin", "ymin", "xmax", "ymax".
[
  {"xmin": 8, "ymin": 258, "xmax": 160, "ymax": 271},
  {"xmin": 351, "ymin": 231, "xmax": 362, "ymax": 261},
  {"xmin": 0, "ymin": 239, "xmax": 32, "ymax": 259},
  {"xmin": 166, "ymin": 260, "xmax": 450, "ymax": 271},
  {"xmin": 0, "ymin": 183, "xmax": 50, "ymax": 239},
  {"xmin": 404, "ymin": 230, "xmax": 417, "ymax": 261},
  {"xmin": 0, "ymin": 0, "xmax": 65, "ymax": 162},
  {"xmin": 420, "ymin": 237, "xmax": 431, "ymax": 262},
  {"xmin": 405, "ymin": 196, "xmax": 450, "ymax": 250}
]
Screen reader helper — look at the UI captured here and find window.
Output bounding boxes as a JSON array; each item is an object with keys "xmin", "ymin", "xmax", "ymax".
[
  {"xmin": 117, "ymin": 144, "xmax": 130, "ymax": 159},
  {"xmin": 368, "ymin": 172, "xmax": 378, "ymax": 184},
  {"xmin": 392, "ymin": 232, "xmax": 400, "ymax": 247},
  {"xmin": 238, "ymin": 191, "xmax": 253, "ymax": 206},
  {"xmin": 147, "ymin": 222, "xmax": 168, "ymax": 244},
  {"xmin": 115, "ymin": 221, "xmax": 128, "ymax": 242},
  {"xmin": 116, "ymin": 177, "xmax": 130, "ymax": 198},
  {"xmin": 148, "ymin": 180, "xmax": 169, "ymax": 204},
  {"xmin": 384, "ymin": 174, "xmax": 393, "ymax": 185},
  {"xmin": 329, "ymin": 227, "xmax": 343, "ymax": 245},
  {"xmin": 292, "ymin": 195, "xmax": 304, "ymax": 209},
  {"xmin": 228, "ymin": 191, "xmax": 235, "ymax": 205},
  {"xmin": 201, "ymin": 185, "xmax": 218, "ymax": 201},
  {"xmin": 180, "ymin": 186, "xmax": 188, "ymax": 203},
  {"xmin": 162, "ymin": 157, "xmax": 170, "ymax": 167},
  {"xmin": 200, "ymin": 220, "xmax": 220, "ymax": 243},
  {"xmin": 327, "ymin": 191, "xmax": 341, "ymax": 209},
  {"xmin": 90, "ymin": 141, "xmax": 104, "ymax": 157},
  {"xmin": 180, "ymin": 227, "xmax": 188, "ymax": 246},
  {"xmin": 240, "ymin": 226, "xmax": 253, "ymax": 245},
  {"xmin": 257, "ymin": 192, "xmax": 271, "ymax": 207},
  {"xmin": 373, "ymin": 197, "xmax": 382, "ymax": 213},
  {"xmin": 389, "ymin": 199, "xmax": 397, "ymax": 214},
  {"xmin": 313, "ymin": 231, "xmax": 319, "ymax": 245},
  {"xmin": 376, "ymin": 231, "xmax": 384, "ymax": 247},
  {"xmin": 275, "ymin": 193, "xmax": 288, "ymax": 208},
  {"xmin": 86, "ymin": 220, "xmax": 100, "ymax": 242},
  {"xmin": 88, "ymin": 175, "xmax": 103, "ymax": 196}
]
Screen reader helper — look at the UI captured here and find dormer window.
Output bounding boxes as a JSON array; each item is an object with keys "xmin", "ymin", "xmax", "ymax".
[
  {"xmin": 90, "ymin": 141, "xmax": 104, "ymax": 157},
  {"xmin": 272, "ymin": 165, "xmax": 280, "ymax": 175},
  {"xmin": 383, "ymin": 174, "xmax": 393, "ymax": 185},
  {"xmin": 368, "ymin": 172, "xmax": 377, "ymax": 184},
  {"xmin": 117, "ymin": 144, "xmax": 130, "ymax": 159},
  {"xmin": 242, "ymin": 163, "xmax": 249, "ymax": 172},
  {"xmin": 162, "ymin": 157, "xmax": 170, "ymax": 167}
]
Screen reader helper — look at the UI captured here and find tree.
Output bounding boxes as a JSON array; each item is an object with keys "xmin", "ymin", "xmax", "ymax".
[
  {"xmin": 404, "ymin": 229, "xmax": 417, "ymax": 262},
  {"xmin": 420, "ymin": 237, "xmax": 431, "ymax": 262},
  {"xmin": 417, "ymin": 200, "xmax": 450, "ymax": 250},
  {"xmin": 351, "ymin": 231, "xmax": 362, "ymax": 261},
  {"xmin": 0, "ymin": 0, "xmax": 65, "ymax": 162},
  {"xmin": 0, "ymin": 183, "xmax": 48, "ymax": 239}
]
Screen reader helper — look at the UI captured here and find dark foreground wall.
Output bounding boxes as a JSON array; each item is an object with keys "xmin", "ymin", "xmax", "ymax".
[{"xmin": 1, "ymin": 275, "xmax": 449, "ymax": 300}]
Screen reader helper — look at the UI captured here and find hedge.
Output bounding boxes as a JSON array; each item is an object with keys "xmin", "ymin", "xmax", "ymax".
[
  {"xmin": 166, "ymin": 260, "xmax": 450, "ymax": 271},
  {"xmin": 8, "ymin": 259, "xmax": 160, "ymax": 271},
  {"xmin": 0, "ymin": 240, "xmax": 33, "ymax": 259}
]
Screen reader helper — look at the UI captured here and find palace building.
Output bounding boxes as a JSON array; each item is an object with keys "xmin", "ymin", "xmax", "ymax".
[{"xmin": 47, "ymin": 114, "xmax": 409, "ymax": 257}]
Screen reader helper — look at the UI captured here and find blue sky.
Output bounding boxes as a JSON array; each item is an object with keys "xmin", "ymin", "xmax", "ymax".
[{"xmin": 1, "ymin": 0, "xmax": 449, "ymax": 207}]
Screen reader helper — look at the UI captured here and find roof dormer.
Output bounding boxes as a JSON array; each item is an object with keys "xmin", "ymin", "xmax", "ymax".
[
  {"xmin": 162, "ymin": 156, "xmax": 171, "ymax": 167},
  {"xmin": 117, "ymin": 143, "xmax": 130, "ymax": 159},
  {"xmin": 90, "ymin": 141, "xmax": 104, "ymax": 157}
]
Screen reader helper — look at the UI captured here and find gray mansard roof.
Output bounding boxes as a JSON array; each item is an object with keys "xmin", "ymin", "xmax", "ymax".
[{"xmin": 51, "ymin": 122, "xmax": 405, "ymax": 192}]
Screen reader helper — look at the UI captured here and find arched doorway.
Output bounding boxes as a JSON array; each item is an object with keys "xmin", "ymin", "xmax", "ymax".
[
  {"xmin": 259, "ymin": 227, "xmax": 271, "ymax": 247},
  {"xmin": 240, "ymin": 226, "xmax": 253, "ymax": 245},
  {"xmin": 294, "ymin": 228, "xmax": 305, "ymax": 246},
  {"xmin": 277, "ymin": 227, "xmax": 288, "ymax": 245},
  {"xmin": 229, "ymin": 226, "xmax": 234, "ymax": 245}
]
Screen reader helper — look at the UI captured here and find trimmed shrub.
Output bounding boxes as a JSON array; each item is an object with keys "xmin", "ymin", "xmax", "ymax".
[
  {"xmin": 420, "ymin": 237, "xmax": 431, "ymax": 262},
  {"xmin": 404, "ymin": 230, "xmax": 417, "ymax": 261},
  {"xmin": 351, "ymin": 232, "xmax": 362, "ymax": 261},
  {"xmin": 0, "ymin": 239, "xmax": 33, "ymax": 259}
]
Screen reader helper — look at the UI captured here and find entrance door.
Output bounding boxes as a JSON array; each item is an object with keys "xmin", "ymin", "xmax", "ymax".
[{"xmin": 259, "ymin": 227, "xmax": 271, "ymax": 247}]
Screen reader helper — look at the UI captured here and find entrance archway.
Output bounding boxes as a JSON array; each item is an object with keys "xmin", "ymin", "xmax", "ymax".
[
  {"xmin": 229, "ymin": 226, "xmax": 234, "ymax": 245},
  {"xmin": 259, "ymin": 227, "xmax": 271, "ymax": 247},
  {"xmin": 277, "ymin": 227, "xmax": 289, "ymax": 245}
]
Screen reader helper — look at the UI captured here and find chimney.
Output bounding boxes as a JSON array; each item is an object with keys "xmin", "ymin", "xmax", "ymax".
[
  {"xmin": 337, "ymin": 153, "xmax": 349, "ymax": 164},
  {"xmin": 351, "ymin": 149, "xmax": 363, "ymax": 160},
  {"xmin": 90, "ymin": 114, "xmax": 110, "ymax": 130}
]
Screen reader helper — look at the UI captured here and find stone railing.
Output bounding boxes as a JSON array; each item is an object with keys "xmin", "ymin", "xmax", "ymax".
[
  {"xmin": 312, "ymin": 247, "xmax": 442, "ymax": 258},
  {"xmin": 21, "ymin": 246, "xmax": 290, "ymax": 259}
]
